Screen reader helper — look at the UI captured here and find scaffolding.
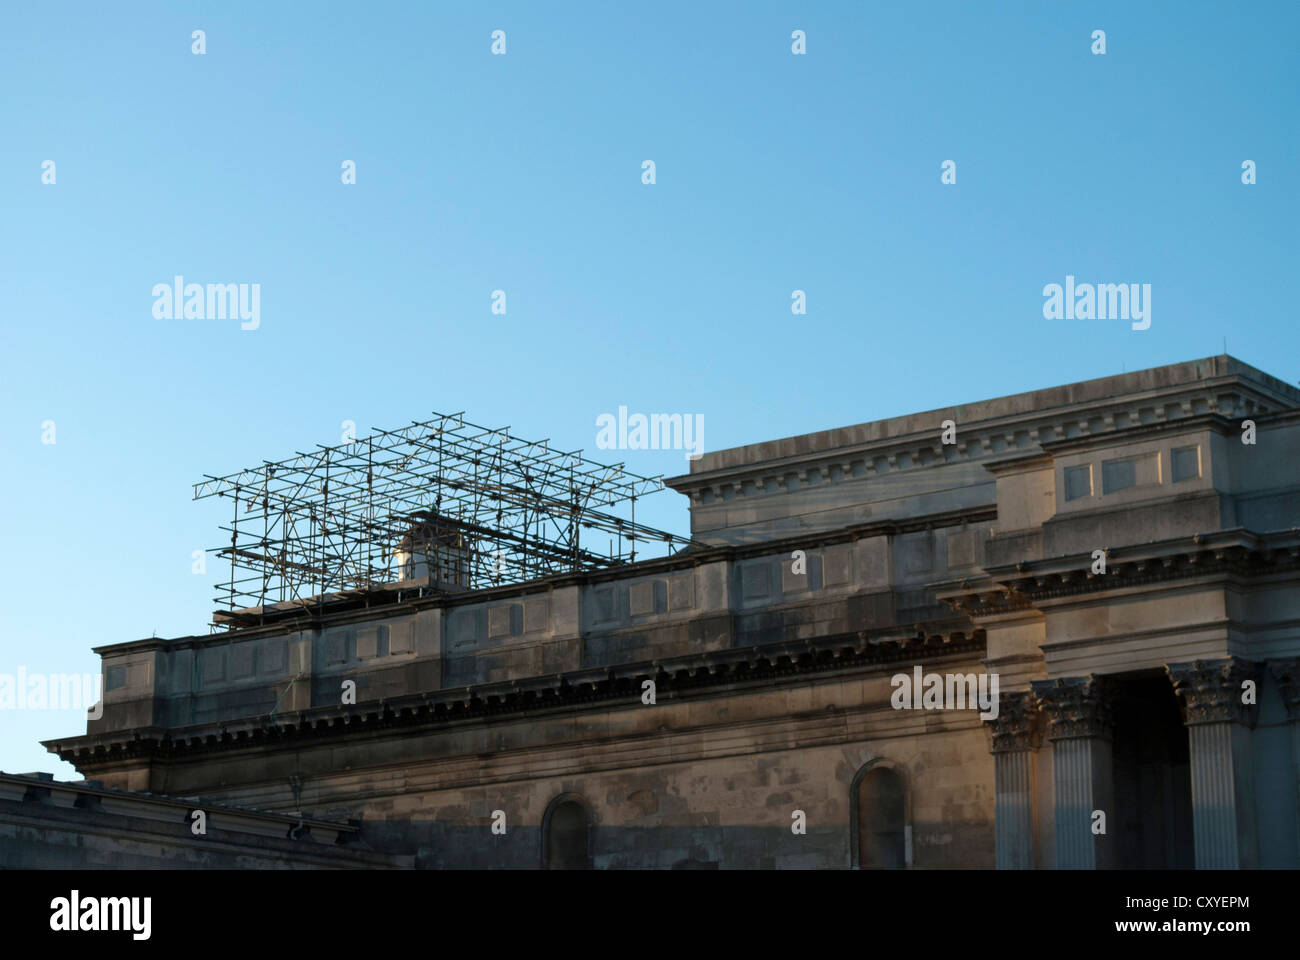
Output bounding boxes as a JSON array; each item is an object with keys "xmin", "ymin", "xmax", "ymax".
[{"xmin": 193, "ymin": 411, "xmax": 694, "ymax": 630}]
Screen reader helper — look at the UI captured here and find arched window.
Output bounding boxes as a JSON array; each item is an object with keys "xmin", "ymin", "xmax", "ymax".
[
  {"xmin": 853, "ymin": 764, "xmax": 907, "ymax": 869},
  {"xmin": 542, "ymin": 795, "xmax": 594, "ymax": 869}
]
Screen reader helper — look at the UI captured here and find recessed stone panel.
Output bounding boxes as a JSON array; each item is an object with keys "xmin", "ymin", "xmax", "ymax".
[
  {"xmin": 946, "ymin": 531, "xmax": 976, "ymax": 569},
  {"xmin": 903, "ymin": 534, "xmax": 933, "ymax": 574},
  {"xmin": 449, "ymin": 609, "xmax": 479, "ymax": 649},
  {"xmin": 822, "ymin": 546, "xmax": 851, "ymax": 586},
  {"xmin": 668, "ymin": 575, "xmax": 695, "ymax": 611},
  {"xmin": 488, "ymin": 604, "xmax": 512, "ymax": 639},
  {"xmin": 232, "ymin": 644, "xmax": 255, "ymax": 680},
  {"xmin": 199, "ymin": 647, "xmax": 227, "ymax": 685},
  {"xmin": 1172, "ymin": 445, "xmax": 1200, "ymax": 483},
  {"xmin": 781, "ymin": 553, "xmax": 810, "ymax": 593},
  {"xmin": 260, "ymin": 638, "xmax": 288, "ymax": 674},
  {"xmin": 389, "ymin": 620, "xmax": 414, "ymax": 655},
  {"xmin": 523, "ymin": 597, "xmax": 549, "ymax": 634},
  {"xmin": 630, "ymin": 581, "xmax": 660, "ymax": 617},
  {"xmin": 324, "ymin": 630, "xmax": 347, "ymax": 665},
  {"xmin": 1101, "ymin": 457, "xmax": 1137, "ymax": 494},
  {"xmin": 741, "ymin": 562, "xmax": 771, "ymax": 600},
  {"xmin": 357, "ymin": 626, "xmax": 380, "ymax": 660},
  {"xmin": 124, "ymin": 661, "xmax": 151, "ymax": 690},
  {"xmin": 1065, "ymin": 464, "xmax": 1092, "ymax": 501},
  {"xmin": 593, "ymin": 586, "xmax": 617, "ymax": 623}
]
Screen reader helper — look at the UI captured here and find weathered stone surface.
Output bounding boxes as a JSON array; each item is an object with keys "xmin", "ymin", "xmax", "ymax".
[{"xmin": 36, "ymin": 356, "xmax": 1300, "ymax": 869}]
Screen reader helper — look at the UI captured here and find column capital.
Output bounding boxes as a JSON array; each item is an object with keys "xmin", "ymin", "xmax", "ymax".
[
  {"xmin": 1031, "ymin": 676, "xmax": 1113, "ymax": 741},
  {"xmin": 1267, "ymin": 659, "xmax": 1300, "ymax": 722},
  {"xmin": 987, "ymin": 691, "xmax": 1043, "ymax": 753},
  {"xmin": 1167, "ymin": 658, "xmax": 1260, "ymax": 727}
]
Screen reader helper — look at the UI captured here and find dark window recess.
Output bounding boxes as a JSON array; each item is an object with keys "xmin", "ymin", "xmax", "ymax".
[
  {"xmin": 1065, "ymin": 465, "xmax": 1091, "ymax": 501},
  {"xmin": 1102, "ymin": 458, "xmax": 1137, "ymax": 494},
  {"xmin": 1171, "ymin": 446, "xmax": 1199, "ymax": 483},
  {"xmin": 858, "ymin": 768, "xmax": 906, "ymax": 869},
  {"xmin": 546, "ymin": 800, "xmax": 593, "ymax": 869}
]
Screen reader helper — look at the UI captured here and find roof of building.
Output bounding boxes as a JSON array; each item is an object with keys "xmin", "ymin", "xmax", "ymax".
[{"xmin": 668, "ymin": 355, "xmax": 1299, "ymax": 481}]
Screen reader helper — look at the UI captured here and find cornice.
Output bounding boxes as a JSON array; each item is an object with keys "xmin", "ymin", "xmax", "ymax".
[
  {"xmin": 667, "ymin": 374, "xmax": 1293, "ymax": 505},
  {"xmin": 49, "ymin": 627, "xmax": 988, "ymax": 768},
  {"xmin": 1037, "ymin": 411, "xmax": 1242, "ymax": 456},
  {"xmin": 940, "ymin": 529, "xmax": 1300, "ymax": 615},
  {"xmin": 0, "ymin": 771, "xmax": 358, "ymax": 836}
]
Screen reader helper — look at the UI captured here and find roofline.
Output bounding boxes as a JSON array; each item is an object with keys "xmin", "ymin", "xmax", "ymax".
[
  {"xmin": 668, "ymin": 354, "xmax": 1299, "ymax": 485},
  {"xmin": 0, "ymin": 770, "xmax": 359, "ymax": 833}
]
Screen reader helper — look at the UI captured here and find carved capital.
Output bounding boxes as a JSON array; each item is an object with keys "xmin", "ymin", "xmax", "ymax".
[
  {"xmin": 1267, "ymin": 659, "xmax": 1300, "ymax": 722},
  {"xmin": 987, "ymin": 691, "xmax": 1042, "ymax": 753},
  {"xmin": 1167, "ymin": 658, "xmax": 1260, "ymax": 727},
  {"xmin": 1031, "ymin": 676, "xmax": 1113, "ymax": 741}
]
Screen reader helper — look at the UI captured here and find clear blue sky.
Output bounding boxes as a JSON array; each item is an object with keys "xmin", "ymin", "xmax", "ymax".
[{"xmin": 2, "ymin": 1, "xmax": 1296, "ymax": 776}]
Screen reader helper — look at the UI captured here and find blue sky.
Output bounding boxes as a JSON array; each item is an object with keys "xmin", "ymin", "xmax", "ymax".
[{"xmin": 1, "ymin": 1, "xmax": 1296, "ymax": 776}]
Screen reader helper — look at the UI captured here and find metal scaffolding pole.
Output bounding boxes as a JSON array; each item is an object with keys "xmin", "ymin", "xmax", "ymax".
[{"xmin": 194, "ymin": 411, "xmax": 694, "ymax": 630}]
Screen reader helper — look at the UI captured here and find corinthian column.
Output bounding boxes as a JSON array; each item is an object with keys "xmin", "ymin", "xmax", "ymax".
[
  {"xmin": 1167, "ymin": 658, "xmax": 1260, "ymax": 869},
  {"xmin": 988, "ymin": 691, "xmax": 1041, "ymax": 869},
  {"xmin": 1268, "ymin": 659, "xmax": 1300, "ymax": 867},
  {"xmin": 1032, "ymin": 676, "xmax": 1114, "ymax": 869}
]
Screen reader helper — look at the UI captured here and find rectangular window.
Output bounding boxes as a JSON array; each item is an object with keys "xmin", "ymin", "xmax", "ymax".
[
  {"xmin": 1172, "ymin": 445, "xmax": 1200, "ymax": 482},
  {"xmin": 1102, "ymin": 458, "xmax": 1137, "ymax": 494},
  {"xmin": 1065, "ymin": 465, "xmax": 1092, "ymax": 501}
]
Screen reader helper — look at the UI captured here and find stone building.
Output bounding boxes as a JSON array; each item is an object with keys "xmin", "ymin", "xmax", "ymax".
[
  {"xmin": 34, "ymin": 355, "xmax": 1300, "ymax": 869},
  {"xmin": 0, "ymin": 771, "xmax": 404, "ymax": 868}
]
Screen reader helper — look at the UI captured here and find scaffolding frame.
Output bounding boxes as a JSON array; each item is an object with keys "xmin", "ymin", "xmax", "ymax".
[{"xmin": 193, "ymin": 411, "xmax": 693, "ymax": 630}]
